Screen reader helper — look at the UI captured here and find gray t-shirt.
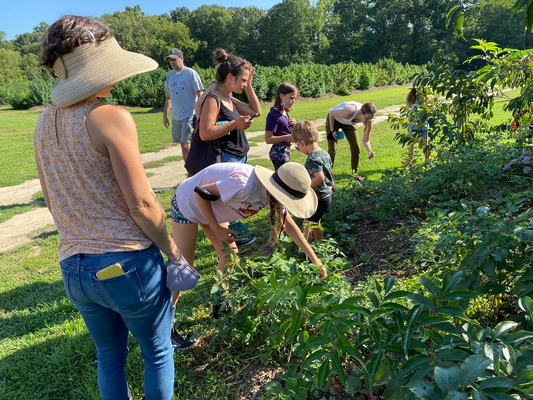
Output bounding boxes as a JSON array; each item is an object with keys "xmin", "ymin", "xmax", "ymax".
[
  {"xmin": 305, "ymin": 149, "xmax": 334, "ymax": 200},
  {"xmin": 164, "ymin": 67, "xmax": 204, "ymax": 120}
]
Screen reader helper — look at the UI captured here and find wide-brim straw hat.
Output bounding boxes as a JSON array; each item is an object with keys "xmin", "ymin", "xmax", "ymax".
[
  {"xmin": 50, "ymin": 38, "xmax": 158, "ymax": 107},
  {"xmin": 255, "ymin": 163, "xmax": 318, "ymax": 219}
]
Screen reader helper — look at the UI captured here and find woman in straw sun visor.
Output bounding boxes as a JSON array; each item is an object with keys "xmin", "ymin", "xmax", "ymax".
[
  {"xmin": 34, "ymin": 16, "xmax": 185, "ymax": 400},
  {"xmin": 170, "ymin": 162, "xmax": 327, "ymax": 317}
]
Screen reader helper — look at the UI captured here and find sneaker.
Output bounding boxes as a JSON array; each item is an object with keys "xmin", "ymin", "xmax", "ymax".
[
  {"xmin": 352, "ymin": 175, "xmax": 364, "ymax": 182},
  {"xmin": 237, "ymin": 236, "xmax": 256, "ymax": 246},
  {"xmin": 212, "ymin": 290, "xmax": 232, "ymax": 319},
  {"xmin": 171, "ymin": 328, "xmax": 197, "ymax": 351}
]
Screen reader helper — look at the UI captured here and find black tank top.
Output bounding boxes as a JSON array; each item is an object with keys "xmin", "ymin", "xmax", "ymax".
[{"xmin": 211, "ymin": 93, "xmax": 249, "ymax": 158}]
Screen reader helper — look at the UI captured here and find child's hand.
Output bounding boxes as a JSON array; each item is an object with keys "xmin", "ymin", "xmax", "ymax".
[
  {"xmin": 214, "ymin": 225, "xmax": 239, "ymax": 244},
  {"xmin": 288, "ymin": 117, "xmax": 296, "ymax": 126},
  {"xmin": 317, "ymin": 265, "xmax": 327, "ymax": 280},
  {"xmin": 368, "ymin": 150, "xmax": 375, "ymax": 159}
]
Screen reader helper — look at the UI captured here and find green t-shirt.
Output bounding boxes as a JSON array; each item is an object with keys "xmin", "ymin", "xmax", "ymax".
[{"xmin": 305, "ymin": 149, "xmax": 334, "ymax": 200}]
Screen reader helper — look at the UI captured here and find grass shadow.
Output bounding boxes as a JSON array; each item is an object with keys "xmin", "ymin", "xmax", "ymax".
[{"xmin": 0, "ymin": 280, "xmax": 74, "ymax": 340}]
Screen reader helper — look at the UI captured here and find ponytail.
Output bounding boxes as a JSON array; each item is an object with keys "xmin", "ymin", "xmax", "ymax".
[{"xmin": 268, "ymin": 193, "xmax": 284, "ymax": 246}]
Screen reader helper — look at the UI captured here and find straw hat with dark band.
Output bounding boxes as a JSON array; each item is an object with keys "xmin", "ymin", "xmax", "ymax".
[
  {"xmin": 255, "ymin": 163, "xmax": 318, "ymax": 219},
  {"xmin": 50, "ymin": 38, "xmax": 158, "ymax": 108}
]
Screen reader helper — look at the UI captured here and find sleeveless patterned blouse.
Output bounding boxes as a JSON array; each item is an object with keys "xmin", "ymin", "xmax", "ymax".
[{"xmin": 34, "ymin": 101, "xmax": 153, "ymax": 261}]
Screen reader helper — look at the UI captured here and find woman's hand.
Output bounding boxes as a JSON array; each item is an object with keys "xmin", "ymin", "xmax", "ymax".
[
  {"xmin": 368, "ymin": 150, "xmax": 375, "ymax": 159},
  {"xmin": 288, "ymin": 117, "xmax": 296, "ymax": 126},
  {"xmin": 235, "ymin": 116, "xmax": 254, "ymax": 130},
  {"xmin": 317, "ymin": 265, "xmax": 328, "ymax": 279},
  {"xmin": 247, "ymin": 62, "xmax": 255, "ymax": 86}
]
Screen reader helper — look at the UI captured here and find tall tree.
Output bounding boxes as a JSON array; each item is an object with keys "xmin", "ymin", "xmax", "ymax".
[
  {"xmin": 0, "ymin": 48, "xmax": 23, "ymax": 84},
  {"xmin": 186, "ymin": 5, "xmax": 233, "ymax": 66},
  {"xmin": 170, "ymin": 7, "xmax": 192, "ymax": 25},
  {"xmin": 101, "ymin": 6, "xmax": 198, "ymax": 66},
  {"xmin": 13, "ymin": 22, "xmax": 48, "ymax": 57},
  {"xmin": 326, "ymin": 0, "xmax": 370, "ymax": 63},
  {"xmin": 466, "ymin": 0, "xmax": 533, "ymax": 51},
  {"xmin": 257, "ymin": 0, "xmax": 315, "ymax": 66},
  {"xmin": 228, "ymin": 6, "xmax": 266, "ymax": 62},
  {"xmin": 363, "ymin": 0, "xmax": 411, "ymax": 62}
]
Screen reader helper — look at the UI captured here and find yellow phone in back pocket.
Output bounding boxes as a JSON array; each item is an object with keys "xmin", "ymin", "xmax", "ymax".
[{"xmin": 96, "ymin": 263, "xmax": 125, "ymax": 280}]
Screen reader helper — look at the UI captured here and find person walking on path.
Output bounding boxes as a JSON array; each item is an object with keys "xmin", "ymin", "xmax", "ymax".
[
  {"xmin": 163, "ymin": 48, "xmax": 204, "ymax": 164},
  {"xmin": 326, "ymin": 101, "xmax": 376, "ymax": 181},
  {"xmin": 35, "ymin": 16, "xmax": 184, "ymax": 400},
  {"xmin": 264, "ymin": 82, "xmax": 298, "ymax": 171}
]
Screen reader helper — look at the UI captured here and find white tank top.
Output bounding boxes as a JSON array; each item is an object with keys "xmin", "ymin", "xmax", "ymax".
[{"xmin": 329, "ymin": 101, "xmax": 362, "ymax": 125}]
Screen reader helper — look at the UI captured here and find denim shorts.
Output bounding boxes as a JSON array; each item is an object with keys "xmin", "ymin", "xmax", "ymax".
[{"xmin": 220, "ymin": 152, "xmax": 247, "ymax": 163}]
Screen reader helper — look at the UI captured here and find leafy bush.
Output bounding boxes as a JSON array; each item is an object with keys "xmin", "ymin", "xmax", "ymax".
[
  {"xmin": 8, "ymin": 81, "xmax": 32, "ymax": 109},
  {"xmin": 0, "ymin": 59, "xmax": 425, "ymax": 109},
  {"xmin": 28, "ymin": 76, "xmax": 54, "ymax": 106}
]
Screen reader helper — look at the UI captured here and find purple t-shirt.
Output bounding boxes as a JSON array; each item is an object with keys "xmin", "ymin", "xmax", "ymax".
[{"xmin": 265, "ymin": 107, "xmax": 292, "ymax": 143}]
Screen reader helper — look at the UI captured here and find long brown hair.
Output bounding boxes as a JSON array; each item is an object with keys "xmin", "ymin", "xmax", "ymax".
[
  {"xmin": 273, "ymin": 82, "xmax": 298, "ymax": 112},
  {"xmin": 267, "ymin": 193, "xmax": 285, "ymax": 246},
  {"xmin": 406, "ymin": 88, "xmax": 418, "ymax": 107}
]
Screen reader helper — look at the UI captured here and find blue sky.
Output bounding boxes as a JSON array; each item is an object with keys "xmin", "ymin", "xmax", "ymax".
[{"xmin": 0, "ymin": 0, "xmax": 281, "ymax": 40}]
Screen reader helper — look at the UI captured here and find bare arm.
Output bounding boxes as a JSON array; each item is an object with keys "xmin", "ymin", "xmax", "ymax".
[
  {"xmin": 163, "ymin": 93, "xmax": 171, "ymax": 129},
  {"xmin": 265, "ymin": 130, "xmax": 293, "ymax": 145},
  {"xmin": 195, "ymin": 183, "xmax": 237, "ymax": 244},
  {"xmin": 310, "ymin": 170, "xmax": 325, "ymax": 189},
  {"xmin": 362, "ymin": 120, "xmax": 374, "ymax": 158},
  {"xmin": 200, "ymin": 96, "xmax": 252, "ymax": 141},
  {"xmin": 283, "ymin": 214, "xmax": 326, "ymax": 278},
  {"xmin": 87, "ymin": 104, "xmax": 180, "ymax": 261},
  {"xmin": 195, "ymin": 82, "xmax": 216, "ymax": 119},
  {"xmin": 234, "ymin": 64, "xmax": 261, "ymax": 117}
]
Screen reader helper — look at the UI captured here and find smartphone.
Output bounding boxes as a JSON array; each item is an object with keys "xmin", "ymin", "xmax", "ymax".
[
  {"xmin": 96, "ymin": 263, "xmax": 125, "ymax": 280},
  {"xmin": 248, "ymin": 112, "xmax": 260, "ymax": 121}
]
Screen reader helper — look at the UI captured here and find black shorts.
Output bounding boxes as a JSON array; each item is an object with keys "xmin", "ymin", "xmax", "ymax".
[{"xmin": 308, "ymin": 195, "xmax": 333, "ymax": 223}]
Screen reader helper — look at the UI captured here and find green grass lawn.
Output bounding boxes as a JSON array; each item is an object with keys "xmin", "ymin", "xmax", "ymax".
[
  {"xmin": 0, "ymin": 85, "xmax": 519, "ymax": 399},
  {"xmin": 0, "ymin": 85, "xmax": 413, "ymax": 188}
]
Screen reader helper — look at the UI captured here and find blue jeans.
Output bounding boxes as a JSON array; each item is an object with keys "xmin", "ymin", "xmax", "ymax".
[
  {"xmin": 220, "ymin": 151, "xmax": 247, "ymax": 163},
  {"xmin": 60, "ymin": 245, "xmax": 174, "ymax": 400}
]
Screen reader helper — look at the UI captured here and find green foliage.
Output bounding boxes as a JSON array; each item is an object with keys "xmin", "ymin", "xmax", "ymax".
[
  {"xmin": 112, "ymin": 69, "xmax": 167, "ymax": 107},
  {"xmin": 0, "ymin": 58, "xmax": 424, "ymax": 109}
]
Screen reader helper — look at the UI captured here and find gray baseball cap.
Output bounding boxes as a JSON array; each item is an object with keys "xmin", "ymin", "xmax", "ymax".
[{"xmin": 167, "ymin": 48, "xmax": 183, "ymax": 59}]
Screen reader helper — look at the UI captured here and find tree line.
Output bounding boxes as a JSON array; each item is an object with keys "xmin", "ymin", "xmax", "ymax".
[{"xmin": 0, "ymin": 0, "xmax": 531, "ymax": 108}]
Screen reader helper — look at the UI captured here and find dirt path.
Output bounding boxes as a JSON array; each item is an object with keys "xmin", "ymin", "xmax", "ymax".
[{"xmin": 0, "ymin": 109, "xmax": 400, "ymax": 254}]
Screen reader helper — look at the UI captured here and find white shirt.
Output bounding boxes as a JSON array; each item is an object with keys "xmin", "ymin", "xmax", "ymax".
[{"xmin": 176, "ymin": 163, "xmax": 268, "ymax": 224}]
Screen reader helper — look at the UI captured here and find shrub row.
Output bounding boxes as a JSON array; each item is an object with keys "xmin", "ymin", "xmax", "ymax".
[{"xmin": 0, "ymin": 59, "xmax": 426, "ymax": 109}]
